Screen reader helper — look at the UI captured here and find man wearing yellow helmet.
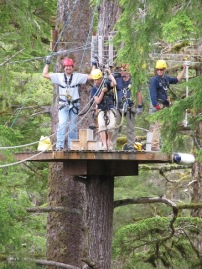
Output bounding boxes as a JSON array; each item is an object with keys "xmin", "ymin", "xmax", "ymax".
[
  {"xmin": 149, "ymin": 60, "xmax": 186, "ymax": 151},
  {"xmin": 91, "ymin": 68, "xmax": 116, "ymax": 150}
]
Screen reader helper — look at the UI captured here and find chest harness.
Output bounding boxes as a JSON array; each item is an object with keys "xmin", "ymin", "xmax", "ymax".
[
  {"xmin": 58, "ymin": 73, "xmax": 80, "ymax": 114},
  {"xmin": 119, "ymin": 79, "xmax": 135, "ymax": 118}
]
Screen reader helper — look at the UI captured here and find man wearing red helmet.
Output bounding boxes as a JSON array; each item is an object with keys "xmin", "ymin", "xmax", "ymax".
[{"xmin": 43, "ymin": 56, "xmax": 92, "ymax": 150}]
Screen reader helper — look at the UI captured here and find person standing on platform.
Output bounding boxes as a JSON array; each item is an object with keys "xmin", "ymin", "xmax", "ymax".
[
  {"xmin": 42, "ymin": 56, "xmax": 92, "ymax": 150},
  {"xmin": 149, "ymin": 59, "xmax": 186, "ymax": 151},
  {"xmin": 91, "ymin": 68, "xmax": 117, "ymax": 150},
  {"xmin": 112, "ymin": 64, "xmax": 143, "ymax": 151}
]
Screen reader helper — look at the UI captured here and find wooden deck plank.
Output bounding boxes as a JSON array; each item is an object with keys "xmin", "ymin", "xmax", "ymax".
[{"xmin": 14, "ymin": 150, "xmax": 173, "ymax": 163}]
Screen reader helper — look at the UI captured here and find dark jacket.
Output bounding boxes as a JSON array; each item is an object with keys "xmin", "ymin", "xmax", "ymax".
[
  {"xmin": 150, "ymin": 75, "xmax": 178, "ymax": 107},
  {"xmin": 91, "ymin": 82, "xmax": 114, "ymax": 111}
]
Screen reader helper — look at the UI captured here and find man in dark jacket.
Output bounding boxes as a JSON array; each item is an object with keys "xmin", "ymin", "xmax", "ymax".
[
  {"xmin": 112, "ymin": 64, "xmax": 143, "ymax": 150},
  {"xmin": 149, "ymin": 59, "xmax": 186, "ymax": 151}
]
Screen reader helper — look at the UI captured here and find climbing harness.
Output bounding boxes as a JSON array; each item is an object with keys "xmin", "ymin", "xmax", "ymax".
[
  {"xmin": 58, "ymin": 73, "xmax": 81, "ymax": 114},
  {"xmin": 115, "ymin": 80, "xmax": 135, "ymax": 129}
]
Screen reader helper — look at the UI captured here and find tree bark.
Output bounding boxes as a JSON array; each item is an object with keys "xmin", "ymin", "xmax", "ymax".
[
  {"xmin": 83, "ymin": 176, "xmax": 114, "ymax": 269},
  {"xmin": 46, "ymin": 1, "xmax": 93, "ymax": 268}
]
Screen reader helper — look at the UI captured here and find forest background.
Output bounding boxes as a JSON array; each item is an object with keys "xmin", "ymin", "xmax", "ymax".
[{"xmin": 0, "ymin": 0, "xmax": 202, "ymax": 268}]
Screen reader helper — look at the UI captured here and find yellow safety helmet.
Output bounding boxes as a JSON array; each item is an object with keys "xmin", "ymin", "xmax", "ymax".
[
  {"xmin": 155, "ymin": 60, "xmax": 167, "ymax": 69},
  {"xmin": 91, "ymin": 69, "xmax": 103, "ymax": 80}
]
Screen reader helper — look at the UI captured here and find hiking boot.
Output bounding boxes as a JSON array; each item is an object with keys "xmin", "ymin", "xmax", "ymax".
[
  {"xmin": 151, "ymin": 147, "xmax": 160, "ymax": 151},
  {"xmin": 55, "ymin": 147, "xmax": 64, "ymax": 151},
  {"xmin": 127, "ymin": 146, "xmax": 136, "ymax": 151}
]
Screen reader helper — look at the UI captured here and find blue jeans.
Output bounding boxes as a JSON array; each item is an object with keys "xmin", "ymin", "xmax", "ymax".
[{"xmin": 56, "ymin": 104, "xmax": 79, "ymax": 149}]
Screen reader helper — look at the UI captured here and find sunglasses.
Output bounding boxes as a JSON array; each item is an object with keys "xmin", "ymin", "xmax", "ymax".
[{"xmin": 156, "ymin": 68, "xmax": 165, "ymax": 71}]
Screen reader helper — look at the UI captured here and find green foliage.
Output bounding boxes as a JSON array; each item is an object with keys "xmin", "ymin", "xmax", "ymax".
[
  {"xmin": 0, "ymin": 0, "xmax": 57, "ymax": 93},
  {"xmin": 113, "ymin": 217, "xmax": 202, "ymax": 269},
  {"xmin": 162, "ymin": 11, "xmax": 199, "ymax": 43},
  {"xmin": 0, "ymin": 1, "xmax": 54, "ymax": 264}
]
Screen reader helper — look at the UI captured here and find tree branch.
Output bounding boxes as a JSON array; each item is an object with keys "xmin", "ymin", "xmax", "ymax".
[
  {"xmin": 26, "ymin": 207, "xmax": 82, "ymax": 215},
  {"xmin": 33, "ymin": 259, "xmax": 80, "ymax": 269},
  {"xmin": 140, "ymin": 164, "xmax": 192, "ymax": 171},
  {"xmin": 178, "ymin": 203, "xmax": 202, "ymax": 210},
  {"xmin": 81, "ymin": 258, "xmax": 99, "ymax": 269},
  {"xmin": 114, "ymin": 196, "xmax": 178, "ymax": 241}
]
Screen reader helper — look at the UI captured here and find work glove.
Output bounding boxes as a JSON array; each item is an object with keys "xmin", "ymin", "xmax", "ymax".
[
  {"xmin": 91, "ymin": 60, "xmax": 99, "ymax": 68},
  {"xmin": 136, "ymin": 105, "xmax": 143, "ymax": 114},
  {"xmin": 45, "ymin": 55, "xmax": 52, "ymax": 65},
  {"xmin": 155, "ymin": 104, "xmax": 161, "ymax": 111},
  {"xmin": 105, "ymin": 69, "xmax": 111, "ymax": 75}
]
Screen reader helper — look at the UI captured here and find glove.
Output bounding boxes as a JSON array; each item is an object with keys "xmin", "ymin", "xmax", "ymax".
[
  {"xmin": 136, "ymin": 105, "xmax": 143, "ymax": 114},
  {"xmin": 92, "ymin": 61, "xmax": 98, "ymax": 68},
  {"xmin": 155, "ymin": 104, "xmax": 161, "ymax": 111},
  {"xmin": 162, "ymin": 100, "xmax": 170, "ymax": 107},
  {"xmin": 45, "ymin": 55, "xmax": 52, "ymax": 65},
  {"xmin": 105, "ymin": 69, "xmax": 111, "ymax": 75}
]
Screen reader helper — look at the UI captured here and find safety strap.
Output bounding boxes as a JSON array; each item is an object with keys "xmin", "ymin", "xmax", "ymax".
[
  {"xmin": 69, "ymin": 98, "xmax": 80, "ymax": 114},
  {"xmin": 59, "ymin": 98, "xmax": 80, "ymax": 114},
  {"xmin": 59, "ymin": 73, "xmax": 79, "ymax": 89}
]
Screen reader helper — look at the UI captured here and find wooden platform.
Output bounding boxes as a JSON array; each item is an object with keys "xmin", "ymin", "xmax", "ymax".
[{"xmin": 14, "ymin": 150, "xmax": 173, "ymax": 176}]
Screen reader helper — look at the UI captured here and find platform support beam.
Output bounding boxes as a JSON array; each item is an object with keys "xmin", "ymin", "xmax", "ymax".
[{"xmin": 63, "ymin": 160, "xmax": 138, "ymax": 176}]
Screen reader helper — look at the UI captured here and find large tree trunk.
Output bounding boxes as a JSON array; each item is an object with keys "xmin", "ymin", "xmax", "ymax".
[
  {"xmin": 46, "ymin": 1, "xmax": 93, "ymax": 268},
  {"xmin": 84, "ymin": 176, "xmax": 114, "ymax": 269}
]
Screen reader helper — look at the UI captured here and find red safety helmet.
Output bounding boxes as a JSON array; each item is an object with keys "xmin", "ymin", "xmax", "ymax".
[{"xmin": 63, "ymin": 58, "xmax": 74, "ymax": 67}]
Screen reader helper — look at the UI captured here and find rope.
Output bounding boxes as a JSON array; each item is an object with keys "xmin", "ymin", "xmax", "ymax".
[{"xmin": 0, "ymin": 151, "xmax": 45, "ymax": 168}]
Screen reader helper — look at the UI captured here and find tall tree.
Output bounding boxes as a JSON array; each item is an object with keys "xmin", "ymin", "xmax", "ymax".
[{"xmin": 46, "ymin": 1, "xmax": 94, "ymax": 268}]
